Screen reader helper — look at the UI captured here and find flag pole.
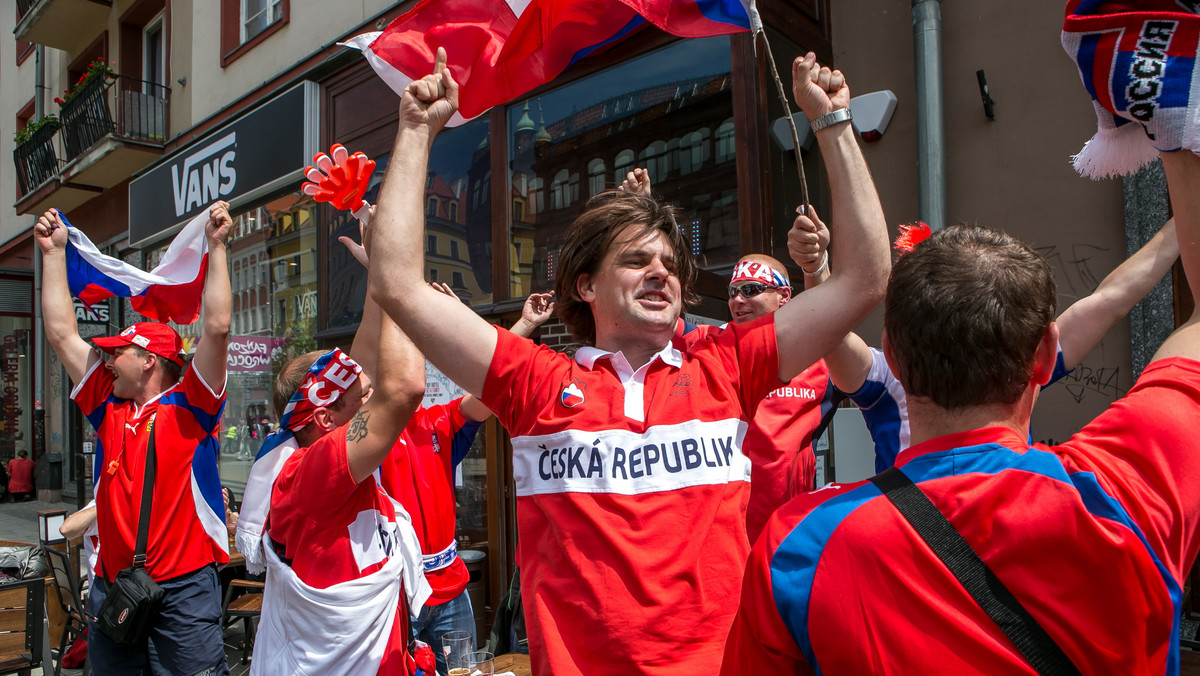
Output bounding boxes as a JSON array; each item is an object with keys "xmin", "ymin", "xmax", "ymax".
[{"xmin": 749, "ymin": 0, "xmax": 812, "ymax": 216}]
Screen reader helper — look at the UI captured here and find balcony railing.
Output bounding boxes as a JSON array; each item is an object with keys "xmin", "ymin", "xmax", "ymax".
[
  {"xmin": 17, "ymin": 0, "xmax": 38, "ymax": 20},
  {"xmin": 13, "ymin": 119, "xmax": 60, "ymax": 196},
  {"xmin": 59, "ymin": 74, "xmax": 169, "ymax": 161}
]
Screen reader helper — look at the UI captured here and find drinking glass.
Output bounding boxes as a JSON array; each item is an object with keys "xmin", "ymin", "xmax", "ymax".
[
  {"xmin": 441, "ymin": 630, "xmax": 473, "ymax": 676},
  {"xmin": 464, "ymin": 650, "xmax": 494, "ymax": 676}
]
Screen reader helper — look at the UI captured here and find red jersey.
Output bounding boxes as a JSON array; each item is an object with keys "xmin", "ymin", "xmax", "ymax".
[
  {"xmin": 378, "ymin": 398, "xmax": 481, "ymax": 605},
  {"xmin": 268, "ymin": 427, "xmax": 412, "ymax": 674},
  {"xmin": 480, "ymin": 316, "xmax": 781, "ymax": 676},
  {"xmin": 72, "ymin": 357, "xmax": 229, "ymax": 582},
  {"xmin": 722, "ymin": 357, "xmax": 1200, "ymax": 676},
  {"xmin": 682, "ymin": 322, "xmax": 840, "ymax": 542}
]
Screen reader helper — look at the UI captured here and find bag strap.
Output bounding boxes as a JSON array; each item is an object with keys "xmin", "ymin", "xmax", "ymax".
[
  {"xmin": 133, "ymin": 416, "xmax": 157, "ymax": 569},
  {"xmin": 869, "ymin": 467, "xmax": 1081, "ymax": 676}
]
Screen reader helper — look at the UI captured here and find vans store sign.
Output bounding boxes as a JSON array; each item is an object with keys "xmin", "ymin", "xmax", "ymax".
[{"xmin": 129, "ymin": 82, "xmax": 318, "ymax": 245}]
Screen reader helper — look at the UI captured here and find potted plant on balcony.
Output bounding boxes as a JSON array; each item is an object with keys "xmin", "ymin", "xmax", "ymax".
[
  {"xmin": 12, "ymin": 114, "xmax": 59, "ymax": 146},
  {"xmin": 53, "ymin": 58, "xmax": 115, "ymax": 108}
]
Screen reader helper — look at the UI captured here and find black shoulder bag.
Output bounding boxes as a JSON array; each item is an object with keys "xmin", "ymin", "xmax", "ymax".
[
  {"xmin": 95, "ymin": 417, "xmax": 166, "ymax": 645},
  {"xmin": 869, "ymin": 466, "xmax": 1081, "ymax": 676}
]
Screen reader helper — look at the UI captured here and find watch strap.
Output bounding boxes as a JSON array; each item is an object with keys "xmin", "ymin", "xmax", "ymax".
[{"xmin": 810, "ymin": 108, "xmax": 853, "ymax": 133}]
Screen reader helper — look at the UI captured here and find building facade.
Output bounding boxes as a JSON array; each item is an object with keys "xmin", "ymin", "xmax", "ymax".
[{"xmin": 3, "ymin": 0, "xmax": 1183, "ymax": 642}]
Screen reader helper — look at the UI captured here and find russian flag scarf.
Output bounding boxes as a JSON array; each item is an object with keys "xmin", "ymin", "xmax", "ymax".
[
  {"xmin": 63, "ymin": 209, "xmax": 210, "ymax": 324},
  {"xmin": 1061, "ymin": 0, "xmax": 1200, "ymax": 178}
]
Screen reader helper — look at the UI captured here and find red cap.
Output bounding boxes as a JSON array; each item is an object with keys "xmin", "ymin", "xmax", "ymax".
[{"xmin": 93, "ymin": 322, "xmax": 186, "ymax": 366}]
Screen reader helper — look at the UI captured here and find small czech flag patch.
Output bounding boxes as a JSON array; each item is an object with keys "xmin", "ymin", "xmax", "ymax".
[{"xmin": 561, "ymin": 382, "xmax": 585, "ymax": 408}]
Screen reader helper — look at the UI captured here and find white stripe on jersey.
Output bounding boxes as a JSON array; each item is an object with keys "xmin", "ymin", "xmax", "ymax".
[{"xmin": 512, "ymin": 418, "xmax": 751, "ymax": 497}]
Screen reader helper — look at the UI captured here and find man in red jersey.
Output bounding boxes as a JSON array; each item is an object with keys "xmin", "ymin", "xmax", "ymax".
[
  {"xmin": 37, "ymin": 202, "xmax": 233, "ymax": 675},
  {"xmin": 721, "ymin": 141, "xmax": 1200, "ymax": 675},
  {"xmin": 251, "ymin": 219, "xmax": 428, "ymax": 674},
  {"xmin": 366, "ymin": 50, "xmax": 890, "ymax": 675},
  {"xmin": 622, "ymin": 168, "xmax": 840, "ymax": 543}
]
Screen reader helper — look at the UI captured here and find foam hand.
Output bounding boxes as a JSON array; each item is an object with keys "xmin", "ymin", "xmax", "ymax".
[{"xmin": 301, "ymin": 144, "xmax": 376, "ymax": 213}]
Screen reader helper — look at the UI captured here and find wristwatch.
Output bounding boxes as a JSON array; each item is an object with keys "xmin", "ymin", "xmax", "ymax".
[{"xmin": 810, "ymin": 108, "xmax": 853, "ymax": 133}]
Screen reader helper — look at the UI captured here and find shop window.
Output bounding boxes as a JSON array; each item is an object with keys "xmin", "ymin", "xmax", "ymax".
[
  {"xmin": 508, "ymin": 36, "xmax": 739, "ymax": 294},
  {"xmin": 588, "ymin": 158, "xmax": 606, "ymax": 196}
]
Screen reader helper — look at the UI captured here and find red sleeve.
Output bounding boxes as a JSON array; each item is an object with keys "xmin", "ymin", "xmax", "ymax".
[
  {"xmin": 720, "ymin": 512, "xmax": 813, "ymax": 676},
  {"xmin": 275, "ymin": 428, "xmax": 362, "ymax": 520},
  {"xmin": 70, "ymin": 357, "xmax": 115, "ymax": 427},
  {"xmin": 480, "ymin": 326, "xmax": 568, "ymax": 435},
  {"xmin": 444, "ymin": 397, "xmax": 468, "ymax": 433},
  {"xmin": 1054, "ymin": 357, "xmax": 1200, "ymax": 584},
  {"xmin": 692, "ymin": 314, "xmax": 781, "ymax": 417},
  {"xmin": 178, "ymin": 365, "xmax": 226, "ymax": 431}
]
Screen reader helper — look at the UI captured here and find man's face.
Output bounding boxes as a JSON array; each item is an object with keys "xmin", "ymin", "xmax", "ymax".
[
  {"xmin": 106, "ymin": 345, "xmax": 150, "ymax": 399},
  {"xmin": 727, "ymin": 282, "xmax": 788, "ymax": 324},
  {"xmin": 581, "ymin": 225, "xmax": 683, "ymax": 345}
]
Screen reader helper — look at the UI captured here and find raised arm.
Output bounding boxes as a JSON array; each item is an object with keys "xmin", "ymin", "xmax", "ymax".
[
  {"xmin": 339, "ymin": 208, "xmax": 388, "ymax": 382},
  {"xmin": 773, "ymin": 53, "xmax": 890, "ymax": 382},
  {"xmin": 192, "ymin": 201, "xmax": 232, "ymax": 389},
  {"xmin": 1057, "ymin": 218, "xmax": 1179, "ymax": 369},
  {"xmin": 369, "ymin": 50, "xmax": 497, "ymax": 398},
  {"xmin": 34, "ymin": 210, "xmax": 96, "ymax": 384},
  {"xmin": 1155, "ymin": 151, "xmax": 1200, "ymax": 362},
  {"xmin": 346, "ymin": 213, "xmax": 427, "ymax": 484}
]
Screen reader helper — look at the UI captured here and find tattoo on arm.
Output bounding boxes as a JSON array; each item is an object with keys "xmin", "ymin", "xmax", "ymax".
[{"xmin": 346, "ymin": 409, "xmax": 371, "ymax": 443}]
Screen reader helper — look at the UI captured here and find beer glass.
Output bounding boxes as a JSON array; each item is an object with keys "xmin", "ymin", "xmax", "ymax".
[{"xmin": 441, "ymin": 631, "xmax": 473, "ymax": 676}]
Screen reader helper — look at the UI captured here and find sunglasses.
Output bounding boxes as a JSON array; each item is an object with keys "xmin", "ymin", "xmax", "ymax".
[{"xmin": 727, "ymin": 283, "xmax": 780, "ymax": 299}]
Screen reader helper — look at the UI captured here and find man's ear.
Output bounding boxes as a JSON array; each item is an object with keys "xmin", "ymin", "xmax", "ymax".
[
  {"xmin": 576, "ymin": 273, "xmax": 596, "ymax": 303},
  {"xmin": 777, "ymin": 286, "xmax": 793, "ymax": 306},
  {"xmin": 311, "ymin": 407, "xmax": 337, "ymax": 434},
  {"xmin": 142, "ymin": 352, "xmax": 159, "ymax": 375},
  {"xmin": 1031, "ymin": 322, "xmax": 1061, "ymax": 386}
]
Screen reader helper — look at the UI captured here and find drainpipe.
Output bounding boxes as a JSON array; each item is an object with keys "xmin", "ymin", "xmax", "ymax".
[
  {"xmin": 33, "ymin": 44, "xmax": 50, "ymax": 500},
  {"xmin": 912, "ymin": 0, "xmax": 947, "ymax": 231}
]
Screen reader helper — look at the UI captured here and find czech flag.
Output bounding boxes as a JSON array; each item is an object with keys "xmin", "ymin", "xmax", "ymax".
[
  {"xmin": 343, "ymin": 0, "xmax": 753, "ymax": 124},
  {"xmin": 63, "ymin": 209, "xmax": 210, "ymax": 324}
]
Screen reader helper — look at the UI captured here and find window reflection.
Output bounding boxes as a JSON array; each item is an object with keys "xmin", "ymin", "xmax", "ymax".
[{"xmin": 508, "ymin": 37, "xmax": 738, "ymax": 295}]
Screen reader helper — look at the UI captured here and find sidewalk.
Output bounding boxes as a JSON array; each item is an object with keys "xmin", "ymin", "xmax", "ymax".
[{"xmin": 0, "ymin": 498, "xmax": 81, "ymax": 544}]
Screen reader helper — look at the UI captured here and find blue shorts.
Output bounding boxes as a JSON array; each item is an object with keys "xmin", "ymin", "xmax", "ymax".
[{"xmin": 87, "ymin": 564, "xmax": 229, "ymax": 676}]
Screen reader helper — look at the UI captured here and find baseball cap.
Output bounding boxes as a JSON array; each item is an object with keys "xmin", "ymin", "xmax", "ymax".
[{"xmin": 93, "ymin": 322, "xmax": 187, "ymax": 366}]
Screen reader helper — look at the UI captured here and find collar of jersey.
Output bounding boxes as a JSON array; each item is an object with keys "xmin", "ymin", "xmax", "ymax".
[
  {"xmin": 124, "ymin": 382, "xmax": 180, "ymax": 420},
  {"xmin": 895, "ymin": 426, "xmax": 1029, "ymax": 468},
  {"xmin": 574, "ymin": 341, "xmax": 683, "ymax": 379}
]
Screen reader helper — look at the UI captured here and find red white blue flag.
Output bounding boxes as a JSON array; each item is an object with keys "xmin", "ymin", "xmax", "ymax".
[
  {"xmin": 63, "ymin": 209, "xmax": 210, "ymax": 324},
  {"xmin": 1061, "ymin": 0, "xmax": 1200, "ymax": 178},
  {"xmin": 343, "ymin": 0, "xmax": 752, "ymax": 124}
]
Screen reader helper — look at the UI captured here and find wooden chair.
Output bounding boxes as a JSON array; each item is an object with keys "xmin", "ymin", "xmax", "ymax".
[
  {"xmin": 221, "ymin": 579, "xmax": 264, "ymax": 664},
  {"xmin": 42, "ymin": 547, "xmax": 89, "ymax": 676},
  {"xmin": 0, "ymin": 578, "xmax": 44, "ymax": 676}
]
